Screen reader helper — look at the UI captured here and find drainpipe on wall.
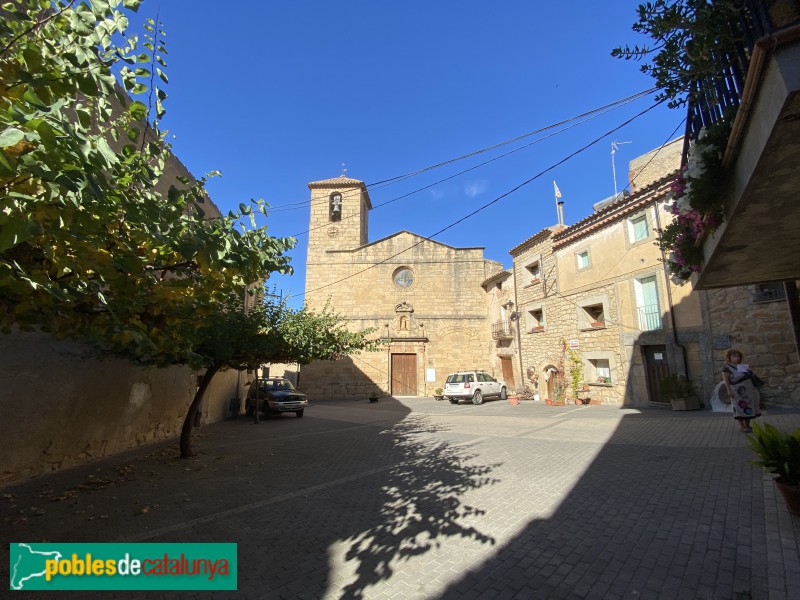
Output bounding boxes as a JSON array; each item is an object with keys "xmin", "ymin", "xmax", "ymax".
[
  {"xmin": 654, "ymin": 201, "xmax": 688, "ymax": 377},
  {"xmin": 513, "ymin": 262, "xmax": 525, "ymax": 394}
]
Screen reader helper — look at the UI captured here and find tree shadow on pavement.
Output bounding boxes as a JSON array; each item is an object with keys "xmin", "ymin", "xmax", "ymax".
[
  {"xmin": 338, "ymin": 417, "xmax": 499, "ymax": 598},
  {"xmin": 0, "ymin": 398, "xmax": 503, "ymax": 599}
]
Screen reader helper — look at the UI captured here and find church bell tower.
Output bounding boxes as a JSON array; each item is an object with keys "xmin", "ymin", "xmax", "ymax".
[{"xmin": 304, "ymin": 175, "xmax": 372, "ymax": 306}]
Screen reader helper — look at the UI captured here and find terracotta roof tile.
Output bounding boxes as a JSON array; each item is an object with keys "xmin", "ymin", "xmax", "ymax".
[{"xmin": 307, "ymin": 175, "xmax": 366, "ymax": 188}]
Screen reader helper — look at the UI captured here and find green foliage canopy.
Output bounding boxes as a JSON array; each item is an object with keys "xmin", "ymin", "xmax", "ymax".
[
  {"xmin": 0, "ymin": 0, "xmax": 295, "ymax": 367},
  {"xmin": 748, "ymin": 422, "xmax": 800, "ymax": 486},
  {"xmin": 611, "ymin": 0, "xmax": 746, "ymax": 108}
]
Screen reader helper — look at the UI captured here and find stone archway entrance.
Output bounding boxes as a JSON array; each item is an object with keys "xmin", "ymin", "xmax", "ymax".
[{"xmin": 544, "ymin": 365, "xmax": 559, "ymax": 400}]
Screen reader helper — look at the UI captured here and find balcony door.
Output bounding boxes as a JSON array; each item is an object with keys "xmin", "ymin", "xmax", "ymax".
[{"xmin": 634, "ymin": 275, "xmax": 661, "ymax": 331}]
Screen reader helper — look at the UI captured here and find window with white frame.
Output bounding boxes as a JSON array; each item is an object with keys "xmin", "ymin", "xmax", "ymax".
[
  {"xmin": 576, "ymin": 250, "xmax": 590, "ymax": 270},
  {"xmin": 589, "ymin": 358, "xmax": 612, "ymax": 383},
  {"xmin": 627, "ymin": 213, "xmax": 649, "ymax": 243},
  {"xmin": 634, "ymin": 275, "xmax": 661, "ymax": 331}
]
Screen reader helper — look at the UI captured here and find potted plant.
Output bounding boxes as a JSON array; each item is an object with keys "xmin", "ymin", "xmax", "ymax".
[
  {"xmin": 747, "ymin": 422, "xmax": 800, "ymax": 515},
  {"xmin": 566, "ymin": 345, "xmax": 583, "ymax": 404},
  {"xmin": 659, "ymin": 374, "xmax": 700, "ymax": 410},
  {"xmin": 575, "ymin": 385, "xmax": 591, "ymax": 405},
  {"xmin": 550, "ymin": 375, "xmax": 567, "ymax": 406},
  {"xmin": 433, "ymin": 387, "xmax": 445, "ymax": 401}
]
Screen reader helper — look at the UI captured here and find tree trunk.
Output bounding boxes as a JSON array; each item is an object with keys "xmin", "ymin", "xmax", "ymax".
[{"xmin": 180, "ymin": 364, "xmax": 219, "ymax": 458}]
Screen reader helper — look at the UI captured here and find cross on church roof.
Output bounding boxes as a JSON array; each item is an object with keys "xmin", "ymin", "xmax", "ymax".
[{"xmin": 340, "ymin": 162, "xmax": 347, "ymax": 177}]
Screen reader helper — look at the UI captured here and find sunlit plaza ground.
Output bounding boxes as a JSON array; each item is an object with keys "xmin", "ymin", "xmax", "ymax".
[{"xmin": 3, "ymin": 398, "xmax": 800, "ymax": 599}]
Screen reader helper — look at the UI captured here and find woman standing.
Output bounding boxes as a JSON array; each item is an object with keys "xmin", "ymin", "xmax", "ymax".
[{"xmin": 722, "ymin": 349, "xmax": 761, "ymax": 433}]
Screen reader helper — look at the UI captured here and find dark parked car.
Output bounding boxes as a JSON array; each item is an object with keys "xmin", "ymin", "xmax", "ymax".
[{"xmin": 245, "ymin": 377, "xmax": 308, "ymax": 418}]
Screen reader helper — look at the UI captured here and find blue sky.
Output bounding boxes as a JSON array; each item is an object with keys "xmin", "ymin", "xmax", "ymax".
[{"xmin": 132, "ymin": 1, "xmax": 682, "ymax": 306}]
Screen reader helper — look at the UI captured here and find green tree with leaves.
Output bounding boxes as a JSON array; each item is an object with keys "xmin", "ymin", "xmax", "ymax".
[
  {"xmin": 611, "ymin": 0, "xmax": 746, "ymax": 108},
  {"xmin": 0, "ymin": 0, "xmax": 376, "ymax": 462},
  {"xmin": 177, "ymin": 296, "xmax": 379, "ymax": 457},
  {"xmin": 1, "ymin": 0, "xmax": 295, "ymax": 366}
]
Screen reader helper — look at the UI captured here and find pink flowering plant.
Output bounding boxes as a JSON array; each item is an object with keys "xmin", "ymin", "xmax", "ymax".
[{"xmin": 658, "ymin": 120, "xmax": 730, "ymax": 282}]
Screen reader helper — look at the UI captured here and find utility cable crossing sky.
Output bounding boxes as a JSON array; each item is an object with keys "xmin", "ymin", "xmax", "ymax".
[
  {"xmin": 265, "ymin": 88, "xmax": 657, "ymax": 218},
  {"xmin": 301, "ymin": 98, "xmax": 669, "ymax": 300}
]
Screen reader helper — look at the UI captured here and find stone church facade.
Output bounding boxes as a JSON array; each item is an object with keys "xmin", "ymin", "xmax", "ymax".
[{"xmin": 300, "ymin": 176, "xmax": 517, "ymax": 400}]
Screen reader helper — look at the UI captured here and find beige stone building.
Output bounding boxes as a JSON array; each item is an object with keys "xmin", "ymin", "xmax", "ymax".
[
  {"xmin": 510, "ymin": 172, "xmax": 705, "ymax": 406},
  {"xmin": 300, "ymin": 175, "xmax": 519, "ymax": 399},
  {"xmin": 511, "ymin": 139, "xmax": 800, "ymax": 407}
]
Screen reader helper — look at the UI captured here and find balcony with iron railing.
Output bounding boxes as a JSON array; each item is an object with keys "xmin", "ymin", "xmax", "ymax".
[
  {"xmin": 684, "ymin": 0, "xmax": 794, "ymax": 141},
  {"xmin": 637, "ymin": 305, "xmax": 663, "ymax": 332},
  {"xmin": 491, "ymin": 320, "xmax": 514, "ymax": 340},
  {"xmin": 682, "ymin": 0, "xmax": 800, "ymax": 288}
]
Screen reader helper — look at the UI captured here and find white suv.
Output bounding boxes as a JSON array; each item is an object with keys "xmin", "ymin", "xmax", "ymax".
[{"xmin": 444, "ymin": 371, "xmax": 507, "ymax": 405}]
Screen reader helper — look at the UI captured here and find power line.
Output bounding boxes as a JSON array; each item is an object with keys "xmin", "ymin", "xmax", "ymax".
[
  {"xmin": 261, "ymin": 88, "xmax": 657, "ymax": 215},
  {"xmin": 367, "ymin": 88, "xmax": 657, "ymax": 189},
  {"xmin": 290, "ymin": 97, "xmax": 647, "ymax": 239},
  {"xmin": 300, "ymin": 99, "xmax": 668, "ymax": 300}
]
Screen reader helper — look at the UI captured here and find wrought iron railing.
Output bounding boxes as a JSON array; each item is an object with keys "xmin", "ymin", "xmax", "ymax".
[
  {"xmin": 637, "ymin": 305, "xmax": 663, "ymax": 332},
  {"xmin": 491, "ymin": 320, "xmax": 514, "ymax": 340},
  {"xmin": 685, "ymin": 0, "xmax": 800, "ymax": 144}
]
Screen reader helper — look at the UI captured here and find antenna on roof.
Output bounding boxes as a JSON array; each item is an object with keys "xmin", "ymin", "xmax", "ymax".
[{"xmin": 611, "ymin": 141, "xmax": 631, "ymax": 198}]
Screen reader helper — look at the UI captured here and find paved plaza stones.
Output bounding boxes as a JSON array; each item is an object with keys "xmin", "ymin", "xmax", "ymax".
[{"xmin": 3, "ymin": 399, "xmax": 800, "ymax": 599}]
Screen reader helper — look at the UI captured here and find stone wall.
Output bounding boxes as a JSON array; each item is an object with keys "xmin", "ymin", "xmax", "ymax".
[
  {"xmin": 303, "ymin": 214, "xmax": 498, "ymax": 398},
  {"xmin": 702, "ymin": 283, "xmax": 800, "ymax": 405},
  {"xmin": 0, "ymin": 331, "xmax": 242, "ymax": 483},
  {"xmin": 628, "ymin": 137, "xmax": 683, "ymax": 193}
]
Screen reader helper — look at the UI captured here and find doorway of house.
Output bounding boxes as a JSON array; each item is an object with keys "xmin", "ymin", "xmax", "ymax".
[
  {"xmin": 544, "ymin": 365, "xmax": 558, "ymax": 401},
  {"xmin": 643, "ymin": 345, "xmax": 670, "ymax": 403},
  {"xmin": 500, "ymin": 357, "xmax": 515, "ymax": 390},
  {"xmin": 391, "ymin": 353, "xmax": 417, "ymax": 396}
]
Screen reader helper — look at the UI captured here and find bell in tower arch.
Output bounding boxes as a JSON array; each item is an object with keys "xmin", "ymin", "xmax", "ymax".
[{"xmin": 329, "ymin": 192, "xmax": 342, "ymax": 221}]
